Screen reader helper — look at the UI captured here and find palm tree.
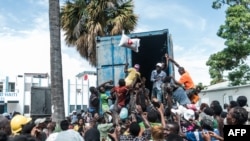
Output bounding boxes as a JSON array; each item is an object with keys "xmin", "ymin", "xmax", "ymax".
[
  {"xmin": 49, "ymin": 0, "xmax": 65, "ymax": 127},
  {"xmin": 61, "ymin": 0, "xmax": 138, "ymax": 66}
]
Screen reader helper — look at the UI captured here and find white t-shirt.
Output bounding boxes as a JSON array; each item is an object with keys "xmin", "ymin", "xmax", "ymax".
[{"xmin": 46, "ymin": 129, "xmax": 83, "ymax": 141}]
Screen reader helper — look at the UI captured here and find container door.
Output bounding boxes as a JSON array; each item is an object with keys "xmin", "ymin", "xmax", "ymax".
[
  {"xmin": 167, "ymin": 34, "xmax": 175, "ymax": 77},
  {"xmin": 96, "ymin": 36, "xmax": 132, "ymax": 86}
]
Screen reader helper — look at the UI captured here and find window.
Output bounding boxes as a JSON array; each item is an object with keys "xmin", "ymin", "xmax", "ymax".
[
  {"xmin": 82, "ymin": 105, "xmax": 87, "ymax": 112},
  {"xmin": 32, "ymin": 83, "xmax": 39, "ymax": 87},
  {"xmin": 76, "ymin": 89, "xmax": 81, "ymax": 94},
  {"xmin": 8, "ymin": 82, "xmax": 15, "ymax": 92},
  {"xmin": 70, "ymin": 105, "xmax": 75, "ymax": 113},
  {"xmin": 76, "ymin": 105, "xmax": 81, "ymax": 110},
  {"xmin": 0, "ymin": 82, "xmax": 3, "ymax": 92},
  {"xmin": 229, "ymin": 96, "xmax": 233, "ymax": 102}
]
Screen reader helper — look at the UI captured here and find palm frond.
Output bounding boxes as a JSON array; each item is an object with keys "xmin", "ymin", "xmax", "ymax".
[
  {"xmin": 60, "ymin": 0, "xmax": 88, "ymax": 45},
  {"xmin": 110, "ymin": 0, "xmax": 138, "ymax": 35},
  {"xmin": 60, "ymin": 0, "xmax": 138, "ymax": 66}
]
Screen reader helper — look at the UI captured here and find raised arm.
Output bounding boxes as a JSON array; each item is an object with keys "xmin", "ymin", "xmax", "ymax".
[
  {"xmin": 157, "ymin": 103, "xmax": 166, "ymax": 128},
  {"xmin": 124, "ymin": 63, "xmax": 129, "ymax": 73},
  {"xmin": 97, "ymin": 80, "xmax": 113, "ymax": 89},
  {"xmin": 165, "ymin": 53, "xmax": 181, "ymax": 68},
  {"xmin": 170, "ymin": 76, "xmax": 183, "ymax": 88}
]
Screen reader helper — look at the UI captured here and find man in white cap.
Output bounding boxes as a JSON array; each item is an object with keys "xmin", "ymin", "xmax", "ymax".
[{"xmin": 150, "ymin": 62, "xmax": 166, "ymax": 103}]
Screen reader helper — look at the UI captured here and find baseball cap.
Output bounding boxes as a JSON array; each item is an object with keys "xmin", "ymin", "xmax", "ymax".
[
  {"xmin": 134, "ymin": 64, "xmax": 140, "ymax": 69},
  {"xmin": 35, "ymin": 118, "xmax": 46, "ymax": 125},
  {"xmin": 156, "ymin": 63, "xmax": 162, "ymax": 67}
]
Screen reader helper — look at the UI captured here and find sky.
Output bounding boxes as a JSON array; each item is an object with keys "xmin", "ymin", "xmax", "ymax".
[{"xmin": 0, "ymin": 0, "xmax": 231, "ymax": 86}]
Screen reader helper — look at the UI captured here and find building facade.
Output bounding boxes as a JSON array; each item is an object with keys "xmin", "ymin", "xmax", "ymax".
[
  {"xmin": 0, "ymin": 73, "xmax": 49, "ymax": 115},
  {"xmin": 199, "ymin": 82, "xmax": 250, "ymax": 106},
  {"xmin": 0, "ymin": 71, "xmax": 97, "ymax": 116},
  {"xmin": 66, "ymin": 71, "xmax": 97, "ymax": 115}
]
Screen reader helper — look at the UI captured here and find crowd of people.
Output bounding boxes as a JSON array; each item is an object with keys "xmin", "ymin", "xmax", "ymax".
[{"xmin": 0, "ymin": 54, "xmax": 249, "ymax": 141}]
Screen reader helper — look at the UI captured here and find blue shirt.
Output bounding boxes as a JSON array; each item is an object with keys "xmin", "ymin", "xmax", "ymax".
[
  {"xmin": 150, "ymin": 70, "xmax": 166, "ymax": 90},
  {"xmin": 186, "ymin": 129, "xmax": 220, "ymax": 141}
]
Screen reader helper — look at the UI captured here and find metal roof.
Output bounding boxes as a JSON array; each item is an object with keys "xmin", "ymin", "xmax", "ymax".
[
  {"xmin": 201, "ymin": 83, "xmax": 250, "ymax": 93},
  {"xmin": 75, "ymin": 71, "xmax": 96, "ymax": 78}
]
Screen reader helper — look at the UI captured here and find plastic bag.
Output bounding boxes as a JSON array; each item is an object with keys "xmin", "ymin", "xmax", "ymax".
[
  {"xmin": 118, "ymin": 33, "xmax": 140, "ymax": 53},
  {"xmin": 171, "ymin": 105, "xmax": 187, "ymax": 115},
  {"xmin": 119, "ymin": 107, "xmax": 128, "ymax": 120},
  {"xmin": 183, "ymin": 109, "xmax": 195, "ymax": 121}
]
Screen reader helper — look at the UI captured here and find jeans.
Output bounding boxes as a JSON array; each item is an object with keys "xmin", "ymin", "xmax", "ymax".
[
  {"xmin": 88, "ymin": 107, "xmax": 97, "ymax": 117},
  {"xmin": 152, "ymin": 87, "xmax": 163, "ymax": 103},
  {"xmin": 172, "ymin": 87, "xmax": 191, "ymax": 106}
]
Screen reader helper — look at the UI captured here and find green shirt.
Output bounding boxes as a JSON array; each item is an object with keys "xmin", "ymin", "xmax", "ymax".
[
  {"xmin": 139, "ymin": 121, "xmax": 162, "ymax": 129},
  {"xmin": 100, "ymin": 93, "xmax": 109, "ymax": 105}
]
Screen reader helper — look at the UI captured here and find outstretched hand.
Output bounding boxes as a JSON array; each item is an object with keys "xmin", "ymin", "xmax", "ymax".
[
  {"xmin": 202, "ymin": 131, "xmax": 211, "ymax": 141},
  {"xmin": 136, "ymin": 105, "xmax": 143, "ymax": 114},
  {"xmin": 165, "ymin": 53, "xmax": 171, "ymax": 60},
  {"xmin": 107, "ymin": 126, "xmax": 120, "ymax": 141},
  {"xmin": 165, "ymin": 53, "xmax": 169, "ymax": 58}
]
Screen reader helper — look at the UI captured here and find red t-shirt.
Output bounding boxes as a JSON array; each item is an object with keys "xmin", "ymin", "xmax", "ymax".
[{"xmin": 113, "ymin": 86, "xmax": 129, "ymax": 107}]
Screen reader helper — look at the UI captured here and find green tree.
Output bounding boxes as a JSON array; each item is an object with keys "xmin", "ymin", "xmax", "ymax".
[
  {"xmin": 49, "ymin": 0, "xmax": 65, "ymax": 127},
  {"xmin": 61, "ymin": 0, "xmax": 138, "ymax": 66},
  {"xmin": 207, "ymin": 1, "xmax": 250, "ymax": 85},
  {"xmin": 206, "ymin": 49, "xmax": 237, "ymax": 85},
  {"xmin": 196, "ymin": 82, "xmax": 207, "ymax": 90},
  {"xmin": 212, "ymin": 0, "xmax": 250, "ymax": 9},
  {"xmin": 228, "ymin": 63, "xmax": 250, "ymax": 85}
]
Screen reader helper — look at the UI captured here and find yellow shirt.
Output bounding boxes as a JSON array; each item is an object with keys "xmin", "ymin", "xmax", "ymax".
[
  {"xmin": 125, "ymin": 68, "xmax": 140, "ymax": 86},
  {"xmin": 73, "ymin": 124, "xmax": 84, "ymax": 131}
]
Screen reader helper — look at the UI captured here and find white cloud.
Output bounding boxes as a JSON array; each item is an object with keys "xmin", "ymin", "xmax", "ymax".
[
  {"xmin": 173, "ymin": 44, "xmax": 184, "ymax": 52},
  {"xmin": 0, "ymin": 12, "xmax": 94, "ymax": 81},
  {"xmin": 0, "ymin": 28, "xmax": 50, "ymax": 76},
  {"xmin": 201, "ymin": 37, "xmax": 226, "ymax": 52},
  {"xmin": 61, "ymin": 52, "xmax": 95, "ymax": 79},
  {"xmin": 133, "ymin": 24, "xmax": 151, "ymax": 33},
  {"xmin": 33, "ymin": 13, "xmax": 49, "ymax": 30}
]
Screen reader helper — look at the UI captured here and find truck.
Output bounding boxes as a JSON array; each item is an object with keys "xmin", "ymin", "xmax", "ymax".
[{"xmin": 96, "ymin": 29, "xmax": 175, "ymax": 93}]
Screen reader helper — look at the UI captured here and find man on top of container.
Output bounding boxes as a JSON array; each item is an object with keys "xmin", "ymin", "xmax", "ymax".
[
  {"xmin": 165, "ymin": 54, "xmax": 199, "ymax": 104},
  {"xmin": 124, "ymin": 63, "xmax": 141, "ymax": 87}
]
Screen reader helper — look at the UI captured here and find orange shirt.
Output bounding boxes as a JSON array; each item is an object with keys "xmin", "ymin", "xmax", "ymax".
[{"xmin": 179, "ymin": 71, "xmax": 195, "ymax": 90}]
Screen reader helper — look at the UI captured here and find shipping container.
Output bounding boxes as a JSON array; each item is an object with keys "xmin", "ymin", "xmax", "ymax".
[{"xmin": 96, "ymin": 29, "xmax": 174, "ymax": 93}]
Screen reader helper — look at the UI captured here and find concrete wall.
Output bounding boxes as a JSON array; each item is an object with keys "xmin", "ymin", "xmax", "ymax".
[{"xmin": 199, "ymin": 84, "xmax": 250, "ymax": 106}]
